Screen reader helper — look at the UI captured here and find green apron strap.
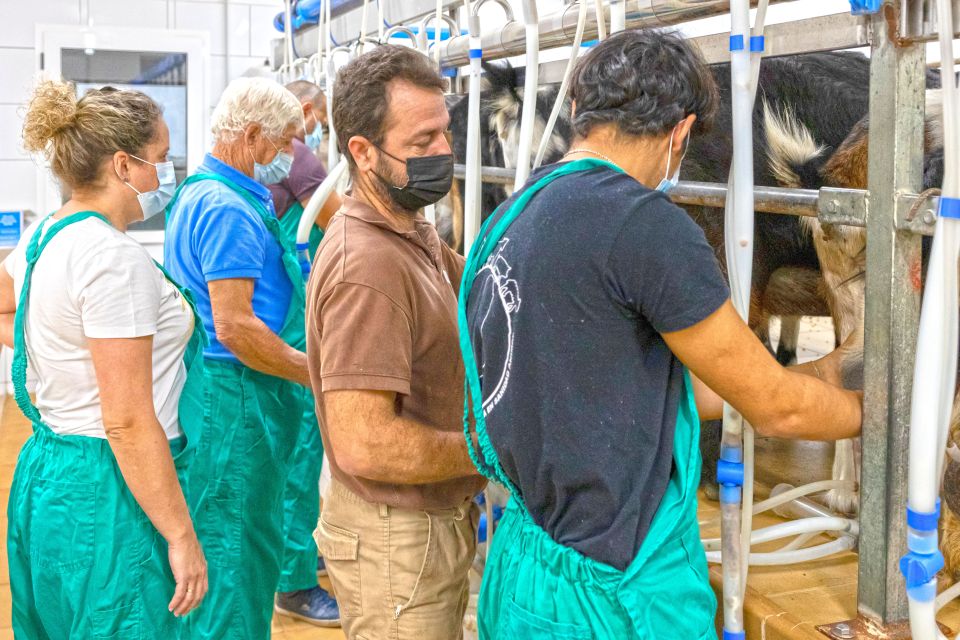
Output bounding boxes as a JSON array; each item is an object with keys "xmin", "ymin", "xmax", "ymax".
[
  {"xmin": 13, "ymin": 212, "xmax": 110, "ymax": 426},
  {"xmin": 168, "ymin": 172, "xmax": 307, "ymax": 345},
  {"xmin": 457, "ymin": 159, "xmax": 624, "ymax": 511}
]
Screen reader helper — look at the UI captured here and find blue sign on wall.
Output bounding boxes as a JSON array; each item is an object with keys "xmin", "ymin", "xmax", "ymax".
[{"xmin": 0, "ymin": 211, "xmax": 22, "ymax": 248}]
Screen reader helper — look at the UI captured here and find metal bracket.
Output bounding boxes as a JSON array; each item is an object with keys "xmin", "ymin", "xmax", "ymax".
[
  {"xmin": 895, "ymin": 190, "xmax": 940, "ymax": 236},
  {"xmin": 818, "ymin": 616, "xmax": 952, "ymax": 638},
  {"xmin": 818, "ymin": 187, "xmax": 870, "ymax": 227}
]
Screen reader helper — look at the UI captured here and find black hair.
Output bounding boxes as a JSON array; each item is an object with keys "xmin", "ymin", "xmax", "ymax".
[{"xmin": 570, "ymin": 29, "xmax": 719, "ymax": 138}]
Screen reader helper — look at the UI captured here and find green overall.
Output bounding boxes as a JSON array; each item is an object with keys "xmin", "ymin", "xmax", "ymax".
[
  {"xmin": 7, "ymin": 211, "xmax": 207, "ymax": 640},
  {"xmin": 171, "ymin": 173, "xmax": 309, "ymax": 640},
  {"xmin": 457, "ymin": 160, "xmax": 718, "ymax": 639},
  {"xmin": 276, "ymin": 200, "xmax": 326, "ymax": 593}
]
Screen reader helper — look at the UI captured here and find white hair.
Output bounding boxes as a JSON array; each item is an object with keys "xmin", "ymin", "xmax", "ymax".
[{"xmin": 211, "ymin": 77, "xmax": 303, "ymax": 143}]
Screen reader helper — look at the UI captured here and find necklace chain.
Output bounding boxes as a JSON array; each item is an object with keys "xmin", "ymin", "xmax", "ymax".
[{"xmin": 565, "ymin": 148, "xmax": 618, "ymax": 166}]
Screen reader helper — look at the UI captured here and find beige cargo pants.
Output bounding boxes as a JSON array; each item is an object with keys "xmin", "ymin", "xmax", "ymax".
[{"xmin": 314, "ymin": 478, "xmax": 479, "ymax": 640}]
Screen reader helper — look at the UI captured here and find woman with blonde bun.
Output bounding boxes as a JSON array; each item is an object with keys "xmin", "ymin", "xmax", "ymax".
[{"xmin": 0, "ymin": 81, "xmax": 208, "ymax": 638}]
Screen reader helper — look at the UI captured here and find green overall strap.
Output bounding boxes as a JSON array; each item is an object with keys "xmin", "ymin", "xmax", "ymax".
[
  {"xmin": 170, "ymin": 172, "xmax": 307, "ymax": 343},
  {"xmin": 153, "ymin": 259, "xmax": 210, "ymax": 369},
  {"xmin": 457, "ymin": 159, "xmax": 624, "ymax": 510},
  {"xmin": 13, "ymin": 212, "xmax": 111, "ymax": 426}
]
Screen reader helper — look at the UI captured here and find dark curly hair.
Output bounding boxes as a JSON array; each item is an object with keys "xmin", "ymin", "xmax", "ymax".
[
  {"xmin": 570, "ymin": 29, "xmax": 719, "ymax": 139},
  {"xmin": 333, "ymin": 45, "xmax": 445, "ymax": 171}
]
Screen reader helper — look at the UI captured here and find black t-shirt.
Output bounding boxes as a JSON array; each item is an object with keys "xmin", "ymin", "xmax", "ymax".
[{"xmin": 466, "ymin": 162, "xmax": 729, "ymax": 570}]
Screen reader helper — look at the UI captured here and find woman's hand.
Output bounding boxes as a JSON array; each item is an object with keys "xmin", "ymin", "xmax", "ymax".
[{"xmin": 167, "ymin": 531, "xmax": 208, "ymax": 617}]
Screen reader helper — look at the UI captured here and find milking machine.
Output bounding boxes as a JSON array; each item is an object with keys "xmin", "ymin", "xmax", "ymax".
[
  {"xmin": 902, "ymin": 0, "xmax": 960, "ymax": 636},
  {"xmin": 716, "ymin": 0, "xmax": 765, "ymax": 635}
]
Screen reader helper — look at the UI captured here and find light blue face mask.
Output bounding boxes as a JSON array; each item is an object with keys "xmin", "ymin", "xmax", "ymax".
[
  {"xmin": 304, "ymin": 121, "xmax": 325, "ymax": 152},
  {"xmin": 656, "ymin": 126, "xmax": 689, "ymax": 193},
  {"xmin": 253, "ymin": 138, "xmax": 294, "ymax": 185},
  {"xmin": 120, "ymin": 155, "xmax": 177, "ymax": 220}
]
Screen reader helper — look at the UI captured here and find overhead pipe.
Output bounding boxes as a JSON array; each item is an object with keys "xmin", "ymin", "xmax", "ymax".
[
  {"xmin": 512, "ymin": 0, "xmax": 539, "ymax": 190},
  {"xmin": 433, "ymin": 0, "xmax": 791, "ymax": 68},
  {"xmin": 904, "ymin": 0, "xmax": 960, "ymax": 636}
]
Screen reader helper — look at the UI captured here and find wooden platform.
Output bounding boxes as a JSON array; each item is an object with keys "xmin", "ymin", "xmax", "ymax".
[{"xmin": 699, "ymin": 435, "xmax": 960, "ymax": 638}]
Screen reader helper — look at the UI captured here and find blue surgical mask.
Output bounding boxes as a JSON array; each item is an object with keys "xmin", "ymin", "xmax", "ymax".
[
  {"xmin": 304, "ymin": 124, "xmax": 324, "ymax": 153},
  {"xmin": 120, "ymin": 155, "xmax": 177, "ymax": 220},
  {"xmin": 253, "ymin": 139, "xmax": 294, "ymax": 185},
  {"xmin": 656, "ymin": 126, "xmax": 689, "ymax": 193}
]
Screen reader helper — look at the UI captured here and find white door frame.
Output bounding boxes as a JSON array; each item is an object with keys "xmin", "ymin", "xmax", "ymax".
[{"xmin": 35, "ymin": 24, "xmax": 210, "ymax": 249}]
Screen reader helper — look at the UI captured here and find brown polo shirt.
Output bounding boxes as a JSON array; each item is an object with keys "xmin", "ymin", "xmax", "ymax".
[{"xmin": 306, "ymin": 195, "xmax": 486, "ymax": 510}]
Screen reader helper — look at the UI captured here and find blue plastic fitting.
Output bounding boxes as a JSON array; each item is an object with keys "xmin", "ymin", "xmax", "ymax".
[
  {"xmin": 940, "ymin": 197, "xmax": 960, "ymax": 220},
  {"xmin": 717, "ymin": 459, "xmax": 745, "ymax": 487},
  {"xmin": 749, "ymin": 35, "xmax": 765, "ymax": 52},
  {"xmin": 729, "ymin": 34, "xmax": 745, "ymax": 51},
  {"xmin": 720, "ymin": 484, "xmax": 742, "ymax": 505},
  {"xmin": 907, "ymin": 500, "xmax": 941, "ymax": 531},
  {"xmin": 723, "ymin": 629, "xmax": 746, "ymax": 640},
  {"xmin": 849, "ymin": 0, "xmax": 882, "ymax": 15},
  {"xmin": 900, "ymin": 551, "xmax": 944, "ymax": 593},
  {"xmin": 717, "ymin": 446, "xmax": 744, "ymax": 504}
]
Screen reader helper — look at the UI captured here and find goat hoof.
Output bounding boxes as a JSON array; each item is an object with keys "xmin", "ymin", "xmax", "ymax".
[
  {"xmin": 701, "ymin": 481, "xmax": 720, "ymax": 502},
  {"xmin": 824, "ymin": 488, "xmax": 860, "ymax": 516}
]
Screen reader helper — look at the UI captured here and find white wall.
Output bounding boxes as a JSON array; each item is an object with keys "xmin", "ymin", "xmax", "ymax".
[{"xmin": 0, "ymin": 0, "xmax": 285, "ymax": 221}]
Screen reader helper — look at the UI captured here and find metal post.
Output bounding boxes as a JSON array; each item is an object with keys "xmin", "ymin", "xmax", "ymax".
[{"xmin": 858, "ymin": 5, "xmax": 927, "ymax": 626}]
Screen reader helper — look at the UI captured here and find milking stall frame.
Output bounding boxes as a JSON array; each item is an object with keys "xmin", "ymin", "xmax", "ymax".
[{"xmin": 272, "ymin": 0, "xmax": 960, "ymax": 637}]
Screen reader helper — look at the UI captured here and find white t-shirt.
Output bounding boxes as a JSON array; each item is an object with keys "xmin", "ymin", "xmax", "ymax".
[{"xmin": 5, "ymin": 216, "xmax": 194, "ymax": 440}]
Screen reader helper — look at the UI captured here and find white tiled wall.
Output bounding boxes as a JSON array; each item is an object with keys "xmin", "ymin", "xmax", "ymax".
[{"xmin": 0, "ymin": 0, "xmax": 285, "ymax": 190}]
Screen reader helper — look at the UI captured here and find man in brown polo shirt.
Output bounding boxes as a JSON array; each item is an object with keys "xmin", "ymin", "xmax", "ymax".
[{"xmin": 305, "ymin": 45, "xmax": 485, "ymax": 639}]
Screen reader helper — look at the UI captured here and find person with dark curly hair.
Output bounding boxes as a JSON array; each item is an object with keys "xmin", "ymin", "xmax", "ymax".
[{"xmin": 459, "ymin": 29, "xmax": 863, "ymax": 639}]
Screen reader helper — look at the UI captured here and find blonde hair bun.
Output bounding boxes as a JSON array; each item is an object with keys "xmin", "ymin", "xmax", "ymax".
[{"xmin": 22, "ymin": 80, "xmax": 79, "ymax": 153}]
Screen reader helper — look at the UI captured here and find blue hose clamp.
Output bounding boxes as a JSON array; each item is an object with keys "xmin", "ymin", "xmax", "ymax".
[
  {"xmin": 723, "ymin": 630, "xmax": 746, "ymax": 640},
  {"xmin": 717, "ymin": 447, "xmax": 745, "ymax": 504},
  {"xmin": 849, "ymin": 0, "xmax": 882, "ymax": 14},
  {"xmin": 729, "ymin": 35, "xmax": 745, "ymax": 52},
  {"xmin": 907, "ymin": 499, "xmax": 941, "ymax": 532},
  {"xmin": 940, "ymin": 196, "xmax": 960, "ymax": 220},
  {"xmin": 900, "ymin": 501, "xmax": 945, "ymax": 600},
  {"xmin": 469, "ymin": 48, "xmax": 483, "ymax": 60},
  {"xmin": 749, "ymin": 36, "xmax": 765, "ymax": 52}
]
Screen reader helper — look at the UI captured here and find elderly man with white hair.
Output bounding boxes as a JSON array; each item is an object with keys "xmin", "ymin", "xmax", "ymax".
[{"xmin": 164, "ymin": 77, "xmax": 314, "ymax": 639}]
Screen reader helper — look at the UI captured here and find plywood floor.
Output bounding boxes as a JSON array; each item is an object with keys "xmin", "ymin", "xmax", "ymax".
[{"xmin": 0, "ymin": 393, "xmax": 345, "ymax": 640}]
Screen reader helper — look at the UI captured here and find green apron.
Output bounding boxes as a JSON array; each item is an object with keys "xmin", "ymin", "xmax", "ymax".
[
  {"xmin": 276, "ymin": 200, "xmax": 326, "ymax": 593},
  {"xmin": 169, "ymin": 174, "xmax": 310, "ymax": 639},
  {"xmin": 457, "ymin": 160, "xmax": 718, "ymax": 639},
  {"xmin": 7, "ymin": 211, "xmax": 207, "ymax": 640}
]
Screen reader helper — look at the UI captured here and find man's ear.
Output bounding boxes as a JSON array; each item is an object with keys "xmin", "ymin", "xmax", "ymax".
[
  {"xmin": 243, "ymin": 122, "xmax": 262, "ymax": 147},
  {"xmin": 348, "ymin": 136, "xmax": 376, "ymax": 173}
]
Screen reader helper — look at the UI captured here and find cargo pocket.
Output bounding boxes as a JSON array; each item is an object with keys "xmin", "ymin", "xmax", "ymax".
[
  {"xmin": 314, "ymin": 515, "xmax": 362, "ymax": 617},
  {"xmin": 29, "ymin": 479, "xmax": 96, "ymax": 573},
  {"xmin": 92, "ymin": 602, "xmax": 140, "ymax": 639},
  {"xmin": 502, "ymin": 597, "xmax": 592, "ymax": 640},
  {"xmin": 196, "ymin": 481, "xmax": 242, "ymax": 568}
]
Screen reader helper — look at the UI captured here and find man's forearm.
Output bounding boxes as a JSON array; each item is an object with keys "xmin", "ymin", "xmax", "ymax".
[
  {"xmin": 218, "ymin": 315, "xmax": 310, "ymax": 386},
  {"xmin": 353, "ymin": 415, "xmax": 478, "ymax": 485}
]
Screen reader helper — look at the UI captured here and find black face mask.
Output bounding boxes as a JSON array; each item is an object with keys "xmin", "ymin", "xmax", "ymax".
[{"xmin": 373, "ymin": 145, "xmax": 454, "ymax": 212}]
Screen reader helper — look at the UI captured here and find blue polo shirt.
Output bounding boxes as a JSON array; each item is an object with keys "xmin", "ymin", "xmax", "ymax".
[{"xmin": 164, "ymin": 153, "xmax": 293, "ymax": 362}]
